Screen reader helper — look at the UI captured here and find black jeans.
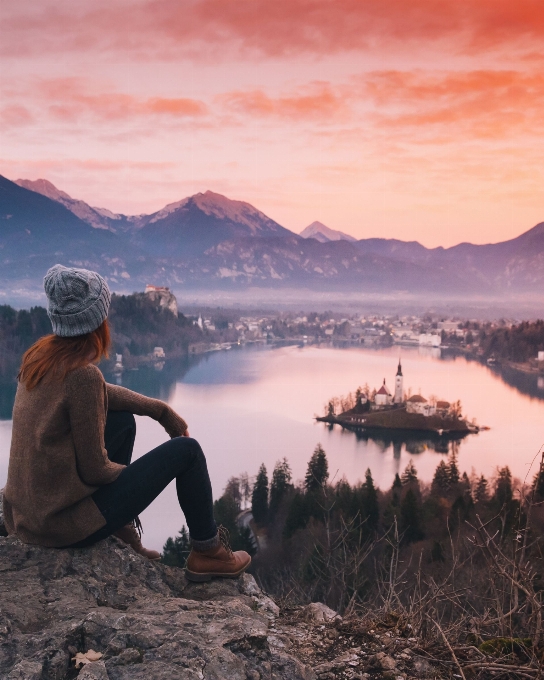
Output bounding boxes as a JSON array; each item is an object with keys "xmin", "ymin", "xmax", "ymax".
[{"xmin": 67, "ymin": 411, "xmax": 217, "ymax": 547}]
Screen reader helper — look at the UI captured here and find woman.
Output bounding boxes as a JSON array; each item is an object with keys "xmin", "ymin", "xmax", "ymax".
[{"xmin": 2, "ymin": 264, "xmax": 251, "ymax": 582}]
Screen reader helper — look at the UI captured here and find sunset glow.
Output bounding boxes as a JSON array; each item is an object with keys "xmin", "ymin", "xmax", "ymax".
[{"xmin": 1, "ymin": 0, "xmax": 543, "ymax": 246}]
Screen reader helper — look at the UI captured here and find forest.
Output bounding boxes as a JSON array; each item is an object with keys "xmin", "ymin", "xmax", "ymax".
[
  {"xmin": 0, "ymin": 294, "xmax": 205, "ymax": 416},
  {"xmin": 479, "ymin": 319, "xmax": 544, "ymax": 363},
  {"xmin": 163, "ymin": 445, "xmax": 544, "ymax": 662}
]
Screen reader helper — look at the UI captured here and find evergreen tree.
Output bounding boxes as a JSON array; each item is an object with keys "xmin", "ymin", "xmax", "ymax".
[
  {"xmin": 460, "ymin": 472, "xmax": 472, "ymax": 499},
  {"xmin": 251, "ymin": 464, "xmax": 269, "ymax": 525},
  {"xmin": 401, "ymin": 460, "xmax": 418, "ymax": 486},
  {"xmin": 474, "ymin": 474, "xmax": 489, "ymax": 503},
  {"xmin": 432, "ymin": 460, "xmax": 450, "ymax": 495},
  {"xmin": 283, "ymin": 491, "xmax": 310, "ymax": 538},
  {"xmin": 400, "ymin": 488, "xmax": 424, "ymax": 544},
  {"xmin": 494, "ymin": 466, "xmax": 513, "ymax": 508},
  {"xmin": 391, "ymin": 473, "xmax": 402, "ymax": 507},
  {"xmin": 305, "ymin": 444, "xmax": 329, "ymax": 493},
  {"xmin": 533, "ymin": 464, "xmax": 544, "ymax": 500},
  {"xmin": 362, "ymin": 468, "xmax": 379, "ymax": 531},
  {"xmin": 269, "ymin": 458, "xmax": 292, "ymax": 518},
  {"xmin": 162, "ymin": 526, "xmax": 191, "ymax": 567},
  {"xmin": 447, "ymin": 451, "xmax": 460, "ymax": 485}
]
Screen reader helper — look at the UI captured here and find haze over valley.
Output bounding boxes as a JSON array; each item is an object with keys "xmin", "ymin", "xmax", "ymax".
[{"xmin": 2, "ymin": 174, "xmax": 544, "ymax": 313}]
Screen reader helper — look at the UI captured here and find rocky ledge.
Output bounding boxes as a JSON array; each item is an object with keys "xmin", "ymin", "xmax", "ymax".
[{"xmin": 0, "ymin": 536, "xmax": 313, "ymax": 680}]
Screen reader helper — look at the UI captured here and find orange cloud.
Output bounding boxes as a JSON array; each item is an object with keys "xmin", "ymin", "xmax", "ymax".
[
  {"xmin": 219, "ymin": 84, "xmax": 348, "ymax": 121},
  {"xmin": 361, "ymin": 69, "xmax": 544, "ymax": 139},
  {"xmin": 35, "ymin": 78, "xmax": 207, "ymax": 122},
  {"xmin": 2, "ymin": 0, "xmax": 544, "ymax": 60}
]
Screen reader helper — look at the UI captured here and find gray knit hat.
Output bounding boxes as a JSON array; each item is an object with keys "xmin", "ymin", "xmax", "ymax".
[{"xmin": 44, "ymin": 264, "xmax": 111, "ymax": 337}]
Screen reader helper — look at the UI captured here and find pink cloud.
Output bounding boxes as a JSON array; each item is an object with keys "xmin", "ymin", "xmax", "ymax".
[
  {"xmin": 1, "ymin": 105, "xmax": 34, "ymax": 126},
  {"xmin": 33, "ymin": 78, "xmax": 208, "ymax": 122},
  {"xmin": 2, "ymin": 1, "xmax": 544, "ymax": 60},
  {"xmin": 218, "ymin": 83, "xmax": 348, "ymax": 121}
]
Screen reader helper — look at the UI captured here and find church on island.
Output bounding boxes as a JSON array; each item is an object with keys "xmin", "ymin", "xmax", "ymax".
[
  {"xmin": 319, "ymin": 360, "xmax": 476, "ymax": 435},
  {"xmin": 352, "ymin": 361, "xmax": 452, "ymax": 417}
]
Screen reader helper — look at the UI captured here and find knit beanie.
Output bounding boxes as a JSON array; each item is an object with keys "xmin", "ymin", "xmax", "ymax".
[{"xmin": 44, "ymin": 264, "xmax": 111, "ymax": 337}]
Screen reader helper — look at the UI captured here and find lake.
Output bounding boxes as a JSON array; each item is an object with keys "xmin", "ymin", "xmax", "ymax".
[{"xmin": 2, "ymin": 344, "xmax": 544, "ymax": 551}]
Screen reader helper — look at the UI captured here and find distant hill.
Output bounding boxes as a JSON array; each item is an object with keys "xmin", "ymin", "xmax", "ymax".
[
  {"xmin": 300, "ymin": 221, "xmax": 356, "ymax": 243},
  {"xmin": 3, "ymin": 174, "xmax": 544, "ymax": 297}
]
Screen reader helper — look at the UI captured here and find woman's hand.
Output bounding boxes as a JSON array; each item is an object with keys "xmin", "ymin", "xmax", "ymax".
[{"xmin": 182, "ymin": 429, "xmax": 190, "ymax": 437}]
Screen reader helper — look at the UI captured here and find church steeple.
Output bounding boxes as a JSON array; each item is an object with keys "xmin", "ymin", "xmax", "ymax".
[{"xmin": 394, "ymin": 359, "xmax": 403, "ymax": 404}]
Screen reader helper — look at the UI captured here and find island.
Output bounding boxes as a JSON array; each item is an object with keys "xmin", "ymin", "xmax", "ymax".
[{"xmin": 317, "ymin": 360, "xmax": 479, "ymax": 438}]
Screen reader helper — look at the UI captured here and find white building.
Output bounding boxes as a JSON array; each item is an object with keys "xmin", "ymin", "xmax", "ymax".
[
  {"xmin": 419, "ymin": 333, "xmax": 441, "ymax": 347},
  {"xmin": 374, "ymin": 380, "xmax": 392, "ymax": 406},
  {"xmin": 153, "ymin": 347, "xmax": 166, "ymax": 359},
  {"xmin": 406, "ymin": 394, "xmax": 436, "ymax": 416}
]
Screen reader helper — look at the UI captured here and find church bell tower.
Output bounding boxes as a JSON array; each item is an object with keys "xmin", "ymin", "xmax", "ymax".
[{"xmin": 394, "ymin": 359, "xmax": 403, "ymax": 404}]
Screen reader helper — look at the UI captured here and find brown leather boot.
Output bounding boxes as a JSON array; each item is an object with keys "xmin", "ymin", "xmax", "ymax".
[
  {"xmin": 114, "ymin": 522, "xmax": 161, "ymax": 561},
  {"xmin": 185, "ymin": 526, "xmax": 251, "ymax": 582}
]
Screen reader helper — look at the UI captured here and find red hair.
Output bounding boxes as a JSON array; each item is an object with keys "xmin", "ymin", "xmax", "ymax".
[{"xmin": 18, "ymin": 320, "xmax": 111, "ymax": 390}]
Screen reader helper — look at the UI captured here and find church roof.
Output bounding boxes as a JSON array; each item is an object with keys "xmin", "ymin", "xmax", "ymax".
[
  {"xmin": 407, "ymin": 394, "xmax": 427, "ymax": 403},
  {"xmin": 376, "ymin": 383, "xmax": 391, "ymax": 396},
  {"xmin": 436, "ymin": 400, "xmax": 450, "ymax": 409}
]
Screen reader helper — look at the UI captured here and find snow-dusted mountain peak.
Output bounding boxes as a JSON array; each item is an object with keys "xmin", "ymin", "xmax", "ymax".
[
  {"xmin": 148, "ymin": 190, "xmax": 289, "ymax": 236},
  {"xmin": 15, "ymin": 178, "xmax": 124, "ymax": 230},
  {"xmin": 300, "ymin": 221, "xmax": 356, "ymax": 243}
]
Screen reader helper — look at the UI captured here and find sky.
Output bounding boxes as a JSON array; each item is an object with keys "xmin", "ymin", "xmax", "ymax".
[{"xmin": 0, "ymin": 0, "xmax": 543, "ymax": 247}]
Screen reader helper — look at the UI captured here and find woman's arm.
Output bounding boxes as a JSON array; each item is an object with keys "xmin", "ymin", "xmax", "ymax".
[
  {"xmin": 106, "ymin": 383, "xmax": 188, "ymax": 438},
  {"xmin": 66, "ymin": 366, "xmax": 125, "ymax": 485}
]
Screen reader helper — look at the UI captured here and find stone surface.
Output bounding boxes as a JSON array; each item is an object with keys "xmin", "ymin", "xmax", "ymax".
[
  {"xmin": 0, "ymin": 489, "xmax": 6, "ymax": 537},
  {"xmin": 0, "ymin": 536, "xmax": 315, "ymax": 679},
  {"xmin": 302, "ymin": 602, "xmax": 340, "ymax": 623},
  {"xmin": 372, "ymin": 652, "xmax": 397, "ymax": 670}
]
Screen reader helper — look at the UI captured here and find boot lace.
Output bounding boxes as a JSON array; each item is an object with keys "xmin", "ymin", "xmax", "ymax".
[
  {"xmin": 133, "ymin": 516, "xmax": 143, "ymax": 539},
  {"xmin": 218, "ymin": 525, "xmax": 233, "ymax": 556}
]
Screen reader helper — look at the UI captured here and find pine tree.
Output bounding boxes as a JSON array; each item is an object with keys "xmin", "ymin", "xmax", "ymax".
[
  {"xmin": 432, "ymin": 460, "xmax": 450, "ymax": 495},
  {"xmin": 391, "ymin": 473, "xmax": 402, "ymax": 507},
  {"xmin": 474, "ymin": 474, "xmax": 489, "ymax": 503},
  {"xmin": 494, "ymin": 466, "xmax": 513, "ymax": 508},
  {"xmin": 401, "ymin": 460, "xmax": 418, "ymax": 486},
  {"xmin": 162, "ymin": 526, "xmax": 191, "ymax": 567},
  {"xmin": 400, "ymin": 488, "xmax": 424, "ymax": 544},
  {"xmin": 305, "ymin": 444, "xmax": 329, "ymax": 493},
  {"xmin": 533, "ymin": 463, "xmax": 544, "ymax": 500},
  {"xmin": 251, "ymin": 464, "xmax": 269, "ymax": 526},
  {"xmin": 269, "ymin": 458, "xmax": 292, "ymax": 518},
  {"xmin": 362, "ymin": 468, "xmax": 379, "ymax": 531},
  {"xmin": 447, "ymin": 451, "xmax": 460, "ymax": 485},
  {"xmin": 283, "ymin": 491, "xmax": 310, "ymax": 538}
]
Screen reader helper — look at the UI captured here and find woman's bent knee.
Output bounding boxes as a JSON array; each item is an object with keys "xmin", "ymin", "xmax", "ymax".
[{"xmin": 166, "ymin": 436, "xmax": 205, "ymax": 466}]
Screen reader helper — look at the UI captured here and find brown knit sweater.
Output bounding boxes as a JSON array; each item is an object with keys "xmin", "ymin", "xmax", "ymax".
[{"xmin": 2, "ymin": 363, "xmax": 188, "ymax": 547}]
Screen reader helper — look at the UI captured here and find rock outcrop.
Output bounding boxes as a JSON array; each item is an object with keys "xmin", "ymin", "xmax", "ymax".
[{"xmin": 0, "ymin": 536, "xmax": 314, "ymax": 679}]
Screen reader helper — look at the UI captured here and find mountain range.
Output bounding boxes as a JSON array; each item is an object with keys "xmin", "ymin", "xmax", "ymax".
[{"xmin": 2, "ymin": 174, "xmax": 544, "ymax": 298}]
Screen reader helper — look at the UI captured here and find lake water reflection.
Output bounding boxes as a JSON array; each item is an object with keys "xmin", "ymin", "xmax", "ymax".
[{"xmin": 1, "ymin": 344, "xmax": 544, "ymax": 551}]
